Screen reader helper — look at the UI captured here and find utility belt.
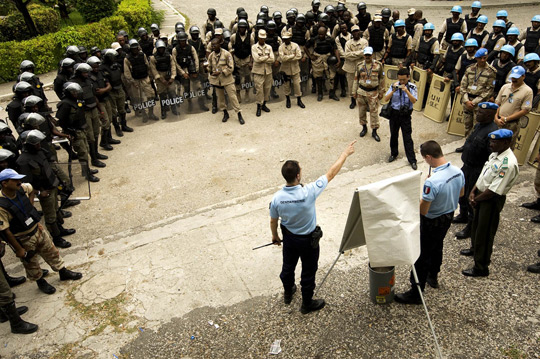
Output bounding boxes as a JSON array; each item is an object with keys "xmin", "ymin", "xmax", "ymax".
[
  {"xmin": 14, "ymin": 225, "xmax": 39, "ymax": 241},
  {"xmin": 467, "ymin": 94, "xmax": 478, "ymax": 100},
  {"xmin": 281, "ymin": 224, "xmax": 323, "ymax": 249},
  {"xmin": 359, "ymin": 84, "xmax": 378, "ymax": 92},
  {"xmin": 112, "ymin": 85, "xmax": 123, "ymax": 91}
]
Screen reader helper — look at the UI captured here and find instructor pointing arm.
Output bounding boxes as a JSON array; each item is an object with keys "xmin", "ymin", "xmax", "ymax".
[{"xmin": 269, "ymin": 140, "xmax": 356, "ymax": 314}]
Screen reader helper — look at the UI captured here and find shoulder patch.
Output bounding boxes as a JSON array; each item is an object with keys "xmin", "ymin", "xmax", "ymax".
[
  {"xmin": 316, "ymin": 180, "xmax": 324, "ymax": 188},
  {"xmin": 499, "ymin": 170, "xmax": 506, "ymax": 178},
  {"xmin": 423, "ymin": 185, "xmax": 431, "ymax": 195}
]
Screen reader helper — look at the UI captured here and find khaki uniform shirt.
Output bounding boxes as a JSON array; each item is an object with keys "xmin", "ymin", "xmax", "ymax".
[
  {"xmin": 342, "ymin": 38, "xmax": 368, "ymax": 73},
  {"xmin": 149, "ymin": 54, "xmax": 177, "ymax": 80},
  {"xmin": 251, "ymin": 43, "xmax": 275, "ymax": 75},
  {"xmin": 411, "ymin": 23, "xmax": 424, "ymax": 50},
  {"xmin": 455, "ymin": 53, "xmax": 475, "ymax": 73},
  {"xmin": 467, "ymin": 28, "xmax": 489, "ymax": 47},
  {"xmin": 439, "ymin": 18, "xmax": 467, "ymax": 35},
  {"xmin": 207, "ymin": 49, "xmax": 235, "ymax": 86},
  {"xmin": 460, "ymin": 64, "xmax": 496, "ymax": 105},
  {"xmin": 351, "ymin": 60, "xmax": 385, "ymax": 97},
  {"xmin": 335, "ymin": 33, "xmax": 352, "ymax": 57},
  {"xmin": 482, "ymin": 33, "xmax": 506, "ymax": 51},
  {"xmin": 496, "ymin": 83, "xmax": 533, "ymax": 118},
  {"xmin": 387, "ymin": 33, "xmax": 413, "ymax": 52},
  {"xmin": 476, "ymin": 148, "xmax": 519, "ymax": 195},
  {"xmin": 278, "ymin": 42, "xmax": 302, "ymax": 75},
  {"xmin": 0, "ymin": 184, "xmax": 37, "ymax": 236}
]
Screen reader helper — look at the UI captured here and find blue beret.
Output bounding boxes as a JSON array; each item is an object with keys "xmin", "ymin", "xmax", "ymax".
[
  {"xmin": 478, "ymin": 102, "xmax": 498, "ymax": 110},
  {"xmin": 488, "ymin": 129, "xmax": 513, "ymax": 139},
  {"xmin": 475, "ymin": 48, "xmax": 488, "ymax": 58}
]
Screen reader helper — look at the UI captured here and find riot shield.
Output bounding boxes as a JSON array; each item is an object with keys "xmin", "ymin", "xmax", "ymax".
[
  {"xmin": 381, "ymin": 65, "xmax": 399, "ymax": 105},
  {"xmin": 424, "ymin": 74, "xmax": 451, "ymax": 123},
  {"xmin": 411, "ymin": 67, "xmax": 427, "ymax": 112},
  {"xmin": 515, "ymin": 112, "xmax": 540, "ymax": 165},
  {"xmin": 446, "ymin": 92, "xmax": 465, "ymax": 137}
]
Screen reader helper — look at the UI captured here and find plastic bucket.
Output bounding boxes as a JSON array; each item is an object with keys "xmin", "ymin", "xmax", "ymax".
[{"xmin": 368, "ymin": 263, "xmax": 395, "ymax": 304}]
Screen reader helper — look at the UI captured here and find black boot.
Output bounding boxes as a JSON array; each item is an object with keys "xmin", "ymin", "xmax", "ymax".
[
  {"xmin": 53, "ymin": 236, "xmax": 71, "ymax": 248},
  {"xmin": 340, "ymin": 78, "xmax": 347, "ymax": 97},
  {"xmin": 148, "ymin": 106, "xmax": 159, "ymax": 121},
  {"xmin": 297, "ymin": 97, "xmax": 305, "ymax": 108},
  {"xmin": 455, "ymin": 222, "xmax": 472, "ymax": 239},
  {"xmin": 359, "ymin": 125, "xmax": 368, "ymax": 137},
  {"xmin": 37, "ymin": 278, "xmax": 56, "ymax": 294},
  {"xmin": 198, "ymin": 95, "xmax": 209, "ymax": 112},
  {"xmin": 59, "ymin": 267, "xmax": 83, "ymax": 281},
  {"xmin": 120, "ymin": 113, "xmax": 134, "ymax": 132},
  {"xmin": 222, "ymin": 110, "xmax": 229, "ymax": 122},
  {"xmin": 522, "ymin": 198, "xmax": 540, "ymax": 210},
  {"xmin": 329, "ymin": 89, "xmax": 339, "ymax": 101},
  {"xmin": 141, "ymin": 109, "xmax": 149, "ymax": 123},
  {"xmin": 107, "ymin": 129, "xmax": 121, "ymax": 145},
  {"xmin": 0, "ymin": 260, "xmax": 26, "ymax": 288},
  {"xmin": 350, "ymin": 97, "xmax": 356, "ymax": 109},
  {"xmin": 113, "ymin": 116, "xmax": 123, "ymax": 137},
  {"xmin": 286, "ymin": 96, "xmax": 291, "ymax": 108},
  {"xmin": 0, "ymin": 303, "xmax": 27, "ymax": 323},
  {"xmin": 0, "ymin": 302, "xmax": 38, "ymax": 334},
  {"xmin": 99, "ymin": 129, "xmax": 113, "ymax": 151},
  {"xmin": 81, "ymin": 163, "xmax": 100, "ymax": 182},
  {"xmin": 89, "ymin": 143, "xmax": 106, "ymax": 168},
  {"xmin": 372, "ymin": 129, "xmax": 380, "ymax": 142},
  {"xmin": 311, "ymin": 77, "xmax": 317, "ymax": 94},
  {"xmin": 452, "ymin": 213, "xmax": 468, "ymax": 223},
  {"xmin": 261, "ymin": 101, "xmax": 270, "ymax": 112},
  {"xmin": 300, "ymin": 297, "xmax": 326, "ymax": 314},
  {"xmin": 160, "ymin": 106, "xmax": 167, "ymax": 119},
  {"xmin": 317, "ymin": 79, "xmax": 323, "ymax": 101},
  {"xmin": 212, "ymin": 91, "xmax": 218, "ymax": 114},
  {"xmin": 58, "ymin": 223, "xmax": 76, "ymax": 237},
  {"xmin": 93, "ymin": 140, "xmax": 108, "ymax": 160},
  {"xmin": 283, "ymin": 284, "xmax": 297, "ymax": 305},
  {"xmin": 238, "ymin": 112, "xmax": 245, "ymax": 125},
  {"xmin": 256, "ymin": 104, "xmax": 262, "ymax": 117}
]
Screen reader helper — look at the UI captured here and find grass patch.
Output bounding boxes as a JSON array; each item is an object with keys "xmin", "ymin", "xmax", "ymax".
[{"xmin": 499, "ymin": 345, "xmax": 527, "ymax": 359}]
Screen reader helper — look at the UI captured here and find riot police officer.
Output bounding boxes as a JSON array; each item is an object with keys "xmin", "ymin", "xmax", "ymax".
[
  {"xmin": 355, "ymin": 2, "xmax": 371, "ymax": 37},
  {"xmin": 485, "ymin": 20, "xmax": 507, "ymax": 63},
  {"xmin": 265, "ymin": 21, "xmax": 283, "ymax": 99},
  {"xmin": 229, "ymin": 20, "xmax": 253, "ymax": 102},
  {"xmin": 173, "ymin": 31, "xmax": 200, "ymax": 111},
  {"xmin": 465, "ymin": 1, "xmax": 483, "ymax": 35},
  {"xmin": 149, "ymin": 40, "xmax": 178, "ymax": 119},
  {"xmin": 467, "ymin": 15, "xmax": 489, "ymax": 49},
  {"xmin": 6, "ymin": 82, "xmax": 32, "ymax": 128},
  {"xmin": 56, "ymin": 82, "xmax": 99, "ymax": 183},
  {"xmin": 306, "ymin": 26, "xmax": 341, "ymax": 101},
  {"xmin": 438, "ymin": 6, "xmax": 467, "ymax": 50},
  {"xmin": 384, "ymin": 20, "xmax": 411, "ymax": 67},
  {"xmin": 363, "ymin": 15, "xmax": 389, "ymax": 61},
  {"xmin": 523, "ymin": 53, "xmax": 540, "ymax": 111},
  {"xmin": 138, "ymin": 27, "xmax": 155, "ymax": 58},
  {"xmin": 53, "ymin": 58, "xmax": 76, "ymax": 99}
]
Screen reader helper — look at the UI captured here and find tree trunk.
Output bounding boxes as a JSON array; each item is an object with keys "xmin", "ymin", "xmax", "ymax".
[
  {"xmin": 10, "ymin": 0, "xmax": 38, "ymax": 37},
  {"xmin": 57, "ymin": 0, "xmax": 69, "ymax": 19}
]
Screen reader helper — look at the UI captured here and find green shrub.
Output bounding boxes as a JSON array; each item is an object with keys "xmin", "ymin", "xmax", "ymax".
[
  {"xmin": 74, "ymin": 0, "xmax": 116, "ymax": 23},
  {"xmin": 0, "ymin": 15, "xmax": 128, "ymax": 83},
  {"xmin": 0, "ymin": 6, "xmax": 60, "ymax": 42},
  {"xmin": 116, "ymin": 0, "xmax": 163, "ymax": 36}
]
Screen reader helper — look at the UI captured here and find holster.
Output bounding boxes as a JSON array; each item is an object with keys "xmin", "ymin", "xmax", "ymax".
[{"xmin": 311, "ymin": 225, "xmax": 323, "ymax": 248}]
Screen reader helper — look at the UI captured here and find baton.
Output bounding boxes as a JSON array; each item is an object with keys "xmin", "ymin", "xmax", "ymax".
[{"xmin": 252, "ymin": 241, "xmax": 281, "ymax": 250}]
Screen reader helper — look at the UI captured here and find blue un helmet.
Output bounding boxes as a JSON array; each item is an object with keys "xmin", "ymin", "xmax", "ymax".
[
  {"xmin": 423, "ymin": 23, "xmax": 435, "ymax": 31},
  {"xmin": 493, "ymin": 20, "xmax": 506, "ymax": 28},
  {"xmin": 524, "ymin": 53, "xmax": 540, "ymax": 63},
  {"xmin": 496, "ymin": 10, "xmax": 508, "ymax": 18},
  {"xmin": 464, "ymin": 38, "xmax": 479, "ymax": 47},
  {"xmin": 451, "ymin": 5, "xmax": 462, "ymax": 14},
  {"xmin": 451, "ymin": 33, "xmax": 464, "ymax": 42},
  {"xmin": 532, "ymin": 15, "xmax": 540, "ymax": 23},
  {"xmin": 477, "ymin": 15, "xmax": 488, "ymax": 24},
  {"xmin": 394, "ymin": 19, "xmax": 405, "ymax": 28},
  {"xmin": 506, "ymin": 27, "xmax": 520, "ymax": 36},
  {"xmin": 472, "ymin": 1, "xmax": 482, "ymax": 9},
  {"xmin": 500, "ymin": 45, "xmax": 515, "ymax": 57}
]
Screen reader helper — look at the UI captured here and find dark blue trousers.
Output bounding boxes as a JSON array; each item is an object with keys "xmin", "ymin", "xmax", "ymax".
[{"xmin": 279, "ymin": 225, "xmax": 320, "ymax": 301}]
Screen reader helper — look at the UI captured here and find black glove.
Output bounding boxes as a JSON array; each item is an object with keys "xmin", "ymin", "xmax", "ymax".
[{"xmin": 23, "ymin": 250, "xmax": 36, "ymax": 262}]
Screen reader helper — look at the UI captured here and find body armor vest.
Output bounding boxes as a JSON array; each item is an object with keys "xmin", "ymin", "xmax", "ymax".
[
  {"xmin": 445, "ymin": 18, "xmax": 464, "ymax": 43},
  {"xmin": 127, "ymin": 53, "xmax": 148, "ymax": 79},
  {"xmin": 0, "ymin": 188, "xmax": 41, "ymax": 235},
  {"xmin": 417, "ymin": 37, "xmax": 436, "ymax": 64},
  {"xmin": 443, "ymin": 47, "xmax": 465, "ymax": 73},
  {"xmin": 368, "ymin": 26, "xmax": 385, "ymax": 52},
  {"xmin": 356, "ymin": 13, "xmax": 371, "ymax": 31},
  {"xmin": 291, "ymin": 26, "xmax": 308, "ymax": 46},
  {"xmin": 525, "ymin": 69, "xmax": 540, "ymax": 96},
  {"xmin": 175, "ymin": 44, "xmax": 193, "ymax": 68},
  {"xmin": 484, "ymin": 33, "xmax": 504, "ymax": 53},
  {"xmin": 233, "ymin": 33, "xmax": 252, "ymax": 58},
  {"xmin": 492, "ymin": 59, "xmax": 516, "ymax": 93},
  {"xmin": 525, "ymin": 27, "xmax": 540, "ymax": 53},
  {"xmin": 154, "ymin": 52, "xmax": 171, "ymax": 72},
  {"xmin": 389, "ymin": 33, "xmax": 409, "ymax": 58}
]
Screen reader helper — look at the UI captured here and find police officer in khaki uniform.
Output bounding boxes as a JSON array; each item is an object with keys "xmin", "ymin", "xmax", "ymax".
[
  {"xmin": 494, "ymin": 66, "xmax": 533, "ymax": 149},
  {"xmin": 252, "ymin": 30, "xmax": 275, "ymax": 116},
  {"xmin": 278, "ymin": 31, "xmax": 305, "ymax": 109},
  {"xmin": 124, "ymin": 39, "xmax": 159, "ymax": 122},
  {"xmin": 351, "ymin": 47, "xmax": 385, "ymax": 142},
  {"xmin": 459, "ymin": 48, "xmax": 496, "ymax": 143},
  {"xmin": 149, "ymin": 40, "xmax": 178, "ymax": 119},
  {"xmin": 344, "ymin": 25, "xmax": 368, "ymax": 109},
  {"xmin": 363, "ymin": 16, "xmax": 389, "ymax": 61},
  {"xmin": 0, "ymin": 169, "xmax": 82, "ymax": 294},
  {"xmin": 229, "ymin": 19, "xmax": 253, "ymax": 102},
  {"xmin": 463, "ymin": 129, "xmax": 519, "ymax": 277},
  {"xmin": 207, "ymin": 38, "xmax": 244, "ymax": 125}
]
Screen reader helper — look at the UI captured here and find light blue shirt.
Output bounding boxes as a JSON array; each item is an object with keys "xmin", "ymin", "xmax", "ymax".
[
  {"xmin": 422, "ymin": 162, "xmax": 465, "ymax": 219},
  {"xmin": 269, "ymin": 175, "xmax": 328, "ymax": 235},
  {"xmin": 385, "ymin": 82, "xmax": 418, "ymax": 110}
]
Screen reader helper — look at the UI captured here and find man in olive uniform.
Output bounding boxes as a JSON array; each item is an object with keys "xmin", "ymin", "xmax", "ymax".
[
  {"xmin": 71, "ymin": 63, "xmax": 108, "ymax": 168},
  {"xmin": 138, "ymin": 28, "xmax": 155, "ymax": 58},
  {"xmin": 459, "ymin": 48, "xmax": 496, "ymax": 141},
  {"xmin": 17, "ymin": 130, "xmax": 73, "ymax": 249},
  {"xmin": 56, "ymin": 82, "xmax": 99, "ymax": 183},
  {"xmin": 351, "ymin": 47, "xmax": 385, "ymax": 142},
  {"xmin": 343, "ymin": 26, "xmax": 368, "ymax": 109},
  {"xmin": 0, "ymin": 168, "xmax": 82, "ymax": 294},
  {"xmin": 463, "ymin": 129, "xmax": 519, "ymax": 277},
  {"xmin": 207, "ymin": 39, "xmax": 244, "ymax": 125},
  {"xmin": 189, "ymin": 25, "xmax": 211, "ymax": 109},
  {"xmin": 124, "ymin": 39, "xmax": 159, "ymax": 122},
  {"xmin": 279, "ymin": 31, "xmax": 305, "ymax": 109},
  {"xmin": 150, "ymin": 40, "xmax": 178, "ymax": 119},
  {"xmin": 363, "ymin": 15, "xmax": 389, "ymax": 61},
  {"xmin": 173, "ymin": 32, "xmax": 202, "ymax": 112},
  {"xmin": 203, "ymin": 8, "xmax": 219, "ymax": 35},
  {"xmin": 252, "ymin": 30, "xmax": 275, "ymax": 116},
  {"xmin": 101, "ymin": 49, "xmax": 133, "ymax": 136},
  {"xmin": 53, "ymin": 58, "xmax": 76, "ymax": 99},
  {"xmin": 453, "ymin": 103, "xmax": 498, "ymax": 242},
  {"xmin": 229, "ymin": 20, "xmax": 253, "ymax": 102},
  {"xmin": 290, "ymin": 14, "xmax": 311, "ymax": 94},
  {"xmin": 494, "ymin": 66, "xmax": 533, "ymax": 149},
  {"xmin": 306, "ymin": 26, "xmax": 341, "ymax": 101}
]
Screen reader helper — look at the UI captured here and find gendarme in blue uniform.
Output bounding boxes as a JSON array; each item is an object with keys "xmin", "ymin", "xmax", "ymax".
[
  {"xmin": 422, "ymin": 162, "xmax": 465, "ymax": 218},
  {"xmin": 269, "ymin": 175, "xmax": 328, "ymax": 235}
]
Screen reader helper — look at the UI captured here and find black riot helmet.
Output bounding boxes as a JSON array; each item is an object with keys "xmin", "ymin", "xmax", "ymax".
[
  {"xmin": 238, "ymin": 11, "xmax": 248, "ymax": 20},
  {"xmin": 102, "ymin": 49, "xmax": 118, "ymax": 62},
  {"xmin": 238, "ymin": 19, "xmax": 249, "ymax": 29},
  {"xmin": 24, "ymin": 129, "xmax": 46, "ymax": 146},
  {"xmin": 260, "ymin": 5, "xmax": 269, "ymax": 14},
  {"xmin": 128, "ymin": 39, "xmax": 140, "ymax": 49},
  {"xmin": 175, "ymin": 22, "xmax": 185, "ymax": 33},
  {"xmin": 65, "ymin": 45, "xmax": 80, "ymax": 57},
  {"xmin": 286, "ymin": 10, "xmax": 296, "ymax": 19},
  {"xmin": 236, "ymin": 7, "xmax": 244, "ymax": 15},
  {"xmin": 381, "ymin": 8, "xmax": 391, "ymax": 18},
  {"xmin": 266, "ymin": 20, "xmax": 277, "ymax": 30},
  {"xmin": 318, "ymin": 13, "xmax": 329, "ymax": 23},
  {"xmin": 305, "ymin": 11, "xmax": 316, "ymax": 22},
  {"xmin": 189, "ymin": 26, "xmax": 200, "ymax": 35},
  {"xmin": 59, "ymin": 58, "xmax": 76, "ymax": 69},
  {"xmin": 296, "ymin": 14, "xmax": 306, "ymax": 24},
  {"xmin": 0, "ymin": 149, "xmax": 15, "ymax": 162},
  {"xmin": 177, "ymin": 31, "xmax": 188, "ymax": 41},
  {"xmin": 214, "ymin": 20, "xmax": 224, "ymax": 29},
  {"xmin": 207, "ymin": 8, "xmax": 216, "ymax": 16},
  {"xmin": 324, "ymin": 5, "xmax": 335, "ymax": 15},
  {"xmin": 78, "ymin": 46, "xmax": 87, "ymax": 55},
  {"xmin": 357, "ymin": 2, "xmax": 367, "ymax": 11},
  {"xmin": 13, "ymin": 81, "xmax": 32, "ymax": 96},
  {"xmin": 19, "ymin": 60, "xmax": 35, "ymax": 73},
  {"xmin": 255, "ymin": 19, "xmax": 265, "ymax": 29},
  {"xmin": 18, "ymin": 72, "xmax": 35, "ymax": 83},
  {"xmin": 22, "ymin": 95, "xmax": 43, "ymax": 111},
  {"xmin": 20, "ymin": 112, "xmax": 46, "ymax": 129},
  {"xmin": 74, "ymin": 63, "xmax": 92, "ymax": 75},
  {"xmin": 273, "ymin": 11, "xmax": 282, "ymax": 20},
  {"xmin": 63, "ymin": 82, "xmax": 84, "ymax": 100}
]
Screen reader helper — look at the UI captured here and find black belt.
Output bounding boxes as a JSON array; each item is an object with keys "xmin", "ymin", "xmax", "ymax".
[
  {"xmin": 359, "ymin": 85, "xmax": 378, "ymax": 92},
  {"xmin": 15, "ymin": 226, "xmax": 38, "ymax": 240},
  {"xmin": 467, "ymin": 94, "xmax": 478, "ymax": 99}
]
